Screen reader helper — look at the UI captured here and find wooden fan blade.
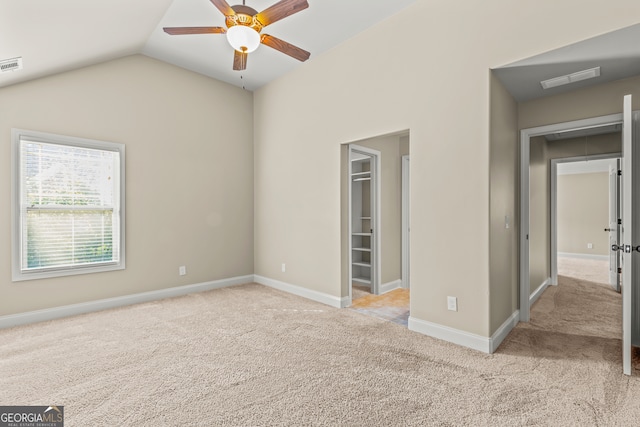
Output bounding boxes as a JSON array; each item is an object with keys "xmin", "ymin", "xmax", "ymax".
[
  {"xmin": 261, "ymin": 34, "xmax": 310, "ymax": 62},
  {"xmin": 233, "ymin": 50, "xmax": 248, "ymax": 71},
  {"xmin": 164, "ymin": 27, "xmax": 226, "ymax": 35},
  {"xmin": 256, "ymin": 0, "xmax": 309, "ymax": 27},
  {"xmin": 210, "ymin": 0, "xmax": 235, "ymax": 16}
]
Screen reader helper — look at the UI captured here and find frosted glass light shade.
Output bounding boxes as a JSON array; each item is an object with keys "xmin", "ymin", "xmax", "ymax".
[{"xmin": 226, "ymin": 26, "xmax": 260, "ymax": 53}]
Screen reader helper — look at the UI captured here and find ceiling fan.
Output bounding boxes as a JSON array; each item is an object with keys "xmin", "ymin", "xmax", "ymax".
[{"xmin": 164, "ymin": 0, "xmax": 310, "ymax": 71}]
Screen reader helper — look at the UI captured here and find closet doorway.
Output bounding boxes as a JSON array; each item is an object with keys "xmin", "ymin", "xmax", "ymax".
[
  {"xmin": 342, "ymin": 132, "xmax": 411, "ymax": 326},
  {"xmin": 348, "ymin": 144, "xmax": 380, "ymax": 297}
]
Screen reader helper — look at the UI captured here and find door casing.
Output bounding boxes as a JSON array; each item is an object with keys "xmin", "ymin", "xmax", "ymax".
[
  {"xmin": 402, "ymin": 154, "xmax": 410, "ymax": 289},
  {"xmin": 520, "ymin": 113, "xmax": 623, "ymax": 322}
]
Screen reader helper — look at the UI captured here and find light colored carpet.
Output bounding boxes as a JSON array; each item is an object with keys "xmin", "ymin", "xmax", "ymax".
[
  {"xmin": 1, "ymin": 281, "xmax": 639, "ymax": 426},
  {"xmin": 558, "ymin": 255, "xmax": 610, "ymax": 285}
]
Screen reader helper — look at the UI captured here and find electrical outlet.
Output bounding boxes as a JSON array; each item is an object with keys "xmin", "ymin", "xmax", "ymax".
[
  {"xmin": 587, "ymin": 243, "xmax": 593, "ymax": 249},
  {"xmin": 179, "ymin": 266, "xmax": 186, "ymax": 276},
  {"xmin": 447, "ymin": 296, "xmax": 457, "ymax": 312},
  {"xmin": 281, "ymin": 263, "xmax": 286, "ymax": 273}
]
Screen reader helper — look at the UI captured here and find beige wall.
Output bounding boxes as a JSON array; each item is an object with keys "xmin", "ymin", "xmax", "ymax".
[
  {"xmin": 489, "ymin": 73, "xmax": 518, "ymax": 333},
  {"xmin": 529, "ymin": 137, "xmax": 549, "ymax": 292},
  {"xmin": 558, "ymin": 172, "xmax": 610, "ymax": 256},
  {"xmin": 546, "ymin": 133, "xmax": 621, "ymax": 159},
  {"xmin": 4, "ymin": 1, "xmax": 640, "ymax": 343},
  {"xmin": 255, "ymin": 0, "xmax": 640, "ymax": 338},
  {"xmin": 548, "ymin": 133, "xmax": 620, "ymax": 259},
  {"xmin": 0, "ymin": 55, "xmax": 254, "ymax": 316},
  {"xmin": 519, "ymin": 75, "xmax": 640, "ymax": 130},
  {"xmin": 400, "ymin": 136, "xmax": 410, "ymax": 157}
]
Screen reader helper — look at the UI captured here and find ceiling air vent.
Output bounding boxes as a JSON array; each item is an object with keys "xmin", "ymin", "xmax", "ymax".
[
  {"xmin": 540, "ymin": 66, "xmax": 601, "ymax": 90},
  {"xmin": 0, "ymin": 57, "xmax": 23, "ymax": 73}
]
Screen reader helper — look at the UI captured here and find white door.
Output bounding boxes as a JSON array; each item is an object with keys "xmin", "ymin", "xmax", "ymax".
[
  {"xmin": 621, "ymin": 94, "xmax": 634, "ymax": 376},
  {"xmin": 609, "ymin": 161, "xmax": 621, "ymax": 291}
]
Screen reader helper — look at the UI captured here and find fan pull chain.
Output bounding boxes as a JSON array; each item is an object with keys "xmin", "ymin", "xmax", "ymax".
[{"xmin": 241, "ymin": 75, "xmax": 245, "ymax": 90}]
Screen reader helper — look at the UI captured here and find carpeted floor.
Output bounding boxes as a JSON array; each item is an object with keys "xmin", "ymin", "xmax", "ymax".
[
  {"xmin": 557, "ymin": 255, "xmax": 610, "ymax": 285},
  {"xmin": 1, "ymin": 278, "xmax": 639, "ymax": 426}
]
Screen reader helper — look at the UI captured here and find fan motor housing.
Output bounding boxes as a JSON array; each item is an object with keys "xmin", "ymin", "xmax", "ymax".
[{"xmin": 227, "ymin": 5, "xmax": 263, "ymax": 32}]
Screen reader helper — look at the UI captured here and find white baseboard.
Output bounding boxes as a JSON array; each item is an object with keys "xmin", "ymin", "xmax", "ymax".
[
  {"xmin": 408, "ymin": 316, "xmax": 492, "ymax": 353},
  {"xmin": 254, "ymin": 275, "xmax": 344, "ymax": 308},
  {"xmin": 408, "ymin": 310, "xmax": 520, "ymax": 354},
  {"xmin": 530, "ymin": 277, "xmax": 551, "ymax": 306},
  {"xmin": 0, "ymin": 274, "xmax": 254, "ymax": 330},
  {"xmin": 558, "ymin": 252, "xmax": 608, "ymax": 261},
  {"xmin": 380, "ymin": 279, "xmax": 402, "ymax": 294},
  {"xmin": 489, "ymin": 310, "xmax": 520, "ymax": 353}
]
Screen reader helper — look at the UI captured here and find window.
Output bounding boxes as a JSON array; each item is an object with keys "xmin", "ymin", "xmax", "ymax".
[{"xmin": 12, "ymin": 129, "xmax": 125, "ymax": 281}]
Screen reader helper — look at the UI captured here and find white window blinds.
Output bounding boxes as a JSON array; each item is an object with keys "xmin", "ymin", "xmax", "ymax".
[{"xmin": 13, "ymin": 131, "xmax": 125, "ymax": 280}]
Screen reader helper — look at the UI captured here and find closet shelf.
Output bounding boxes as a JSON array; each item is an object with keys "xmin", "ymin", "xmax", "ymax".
[
  {"xmin": 352, "ymin": 277, "xmax": 371, "ymax": 285},
  {"xmin": 352, "ymin": 261, "xmax": 371, "ymax": 268},
  {"xmin": 352, "ymin": 177, "xmax": 371, "ymax": 182},
  {"xmin": 352, "ymin": 247, "xmax": 371, "ymax": 252},
  {"xmin": 352, "ymin": 232, "xmax": 372, "ymax": 236},
  {"xmin": 351, "ymin": 171, "xmax": 371, "ymax": 178}
]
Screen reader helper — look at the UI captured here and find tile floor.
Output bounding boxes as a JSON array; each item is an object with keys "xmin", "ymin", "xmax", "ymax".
[{"xmin": 349, "ymin": 286, "xmax": 409, "ymax": 326}]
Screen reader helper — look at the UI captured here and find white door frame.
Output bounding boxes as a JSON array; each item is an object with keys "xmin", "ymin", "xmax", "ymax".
[
  {"xmin": 348, "ymin": 144, "xmax": 382, "ymax": 297},
  {"xmin": 520, "ymin": 113, "xmax": 623, "ymax": 322},
  {"xmin": 402, "ymin": 155, "xmax": 410, "ymax": 289},
  {"xmin": 550, "ymin": 153, "xmax": 621, "ymax": 287},
  {"xmin": 621, "ymin": 95, "xmax": 636, "ymax": 375}
]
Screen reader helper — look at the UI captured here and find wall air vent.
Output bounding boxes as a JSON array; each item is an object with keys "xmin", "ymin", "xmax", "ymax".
[
  {"xmin": 540, "ymin": 66, "xmax": 600, "ymax": 90},
  {"xmin": 0, "ymin": 57, "xmax": 23, "ymax": 73}
]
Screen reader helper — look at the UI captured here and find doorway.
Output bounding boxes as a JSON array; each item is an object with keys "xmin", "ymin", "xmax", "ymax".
[
  {"xmin": 342, "ymin": 132, "xmax": 410, "ymax": 326},
  {"xmin": 520, "ymin": 113, "xmax": 623, "ymax": 321},
  {"xmin": 551, "ymin": 155, "xmax": 621, "ymax": 292},
  {"xmin": 520, "ymin": 105, "xmax": 639, "ymax": 375},
  {"xmin": 348, "ymin": 144, "xmax": 380, "ymax": 297}
]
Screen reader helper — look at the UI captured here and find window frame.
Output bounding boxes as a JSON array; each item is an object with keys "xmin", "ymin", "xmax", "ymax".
[{"xmin": 11, "ymin": 129, "xmax": 126, "ymax": 282}]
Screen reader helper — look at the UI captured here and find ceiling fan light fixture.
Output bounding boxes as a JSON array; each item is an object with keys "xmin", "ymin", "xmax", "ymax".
[{"xmin": 227, "ymin": 25, "xmax": 260, "ymax": 53}]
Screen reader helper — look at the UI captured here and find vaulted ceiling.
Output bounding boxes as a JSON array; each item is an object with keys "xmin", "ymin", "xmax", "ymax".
[
  {"xmin": 0, "ymin": 0, "xmax": 419, "ymax": 91},
  {"xmin": 3, "ymin": 2, "xmax": 640, "ymax": 98}
]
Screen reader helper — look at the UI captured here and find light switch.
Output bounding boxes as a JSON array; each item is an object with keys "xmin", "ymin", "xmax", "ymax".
[{"xmin": 447, "ymin": 296, "xmax": 457, "ymax": 312}]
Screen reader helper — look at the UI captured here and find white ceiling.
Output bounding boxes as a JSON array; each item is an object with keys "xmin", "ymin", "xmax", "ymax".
[
  {"xmin": 0, "ymin": 0, "xmax": 174, "ymax": 89},
  {"xmin": 0, "ymin": 0, "xmax": 419, "ymax": 92},
  {"xmin": 494, "ymin": 24, "xmax": 640, "ymax": 102}
]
